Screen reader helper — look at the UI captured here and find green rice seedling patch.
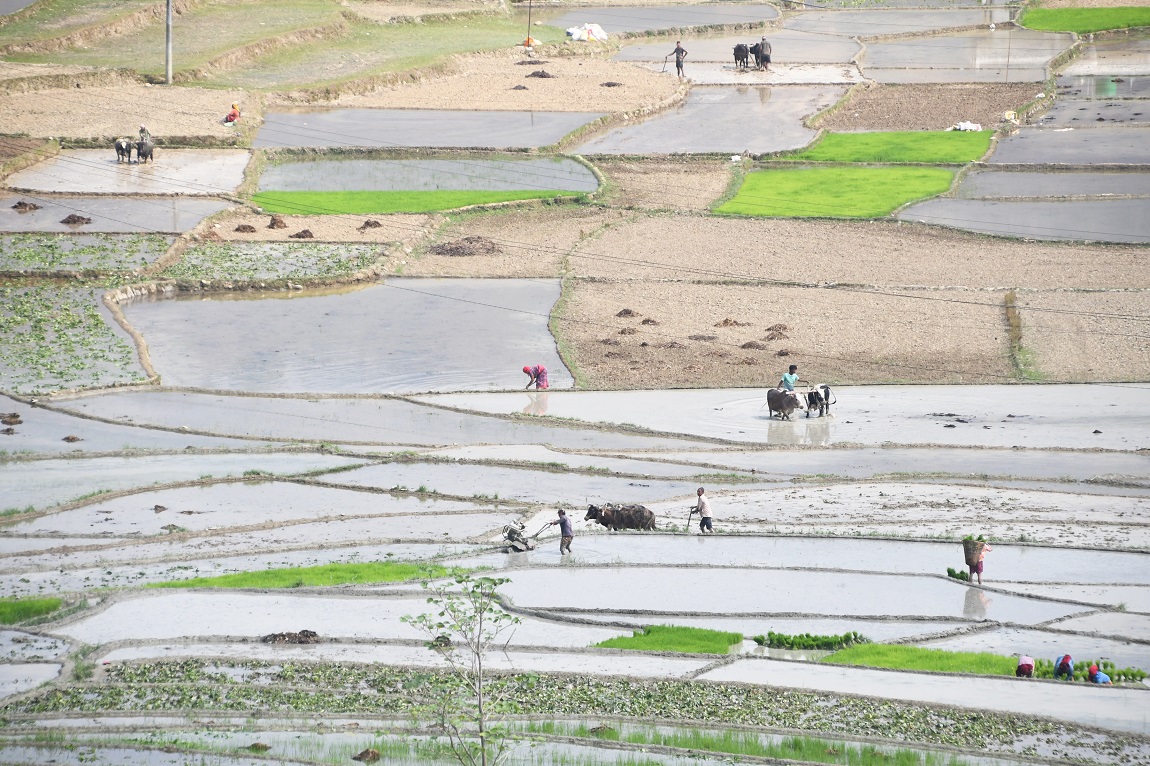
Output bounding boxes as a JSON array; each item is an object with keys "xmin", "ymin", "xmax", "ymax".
[
  {"xmin": 823, "ymin": 644, "xmax": 1018, "ymax": 675},
  {"xmin": 0, "ymin": 596, "xmax": 62, "ymax": 625},
  {"xmin": 595, "ymin": 625, "xmax": 742, "ymax": 654},
  {"xmin": 8, "ymin": 0, "xmax": 343, "ymax": 75},
  {"xmin": 162, "ymin": 241, "xmax": 382, "ymax": 282},
  {"xmin": 753, "ymin": 630, "xmax": 868, "ymax": 651},
  {"xmin": 148, "ymin": 560, "xmax": 466, "ymax": 589},
  {"xmin": 251, "ymin": 189, "xmax": 571, "ymax": 215},
  {"xmin": 1021, "ymin": 7, "xmax": 1150, "ymax": 33},
  {"xmin": 0, "ymin": 285, "xmax": 147, "ymax": 394},
  {"xmin": 782, "ymin": 131, "xmax": 992, "ymax": 164},
  {"xmin": 1033, "ymin": 658, "xmax": 1146, "ymax": 683},
  {"xmin": 201, "ymin": 17, "xmax": 567, "ymax": 91},
  {"xmin": 717, "ymin": 167, "xmax": 954, "ymax": 218},
  {"xmin": 0, "ymin": 234, "xmax": 171, "ymax": 273}
]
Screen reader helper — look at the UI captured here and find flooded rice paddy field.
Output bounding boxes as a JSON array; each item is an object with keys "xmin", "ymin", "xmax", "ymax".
[
  {"xmin": 4, "ymin": 150, "xmax": 250, "ymax": 196},
  {"xmin": 0, "ymin": 194, "xmax": 232, "ymax": 234},
  {"xmin": 0, "ymin": 233, "xmax": 172, "ymax": 273},
  {"xmin": 540, "ymin": 4, "xmax": 778, "ymax": 33},
  {"xmin": 897, "ymin": 197, "xmax": 1150, "ymax": 242},
  {"xmin": 160, "ymin": 242, "xmax": 384, "ymax": 282}
]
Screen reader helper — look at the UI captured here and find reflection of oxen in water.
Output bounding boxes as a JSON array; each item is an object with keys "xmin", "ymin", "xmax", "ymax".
[
  {"xmin": 804, "ymin": 385, "xmax": 835, "ymax": 418},
  {"xmin": 733, "ymin": 44, "xmax": 750, "ymax": 69},
  {"xmin": 586, "ymin": 503, "xmax": 656, "ymax": 531},
  {"xmin": 114, "ymin": 138, "xmax": 133, "ymax": 163},
  {"xmin": 766, "ymin": 388, "xmax": 801, "ymax": 420}
]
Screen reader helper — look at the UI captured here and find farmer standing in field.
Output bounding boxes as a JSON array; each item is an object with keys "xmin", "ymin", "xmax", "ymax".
[
  {"xmin": 546, "ymin": 509, "xmax": 573, "ymax": 555},
  {"xmin": 668, "ymin": 41, "xmax": 688, "ymax": 78},
  {"xmin": 694, "ymin": 487, "xmax": 713, "ymax": 534},
  {"xmin": 970, "ymin": 541, "xmax": 992, "ymax": 585}
]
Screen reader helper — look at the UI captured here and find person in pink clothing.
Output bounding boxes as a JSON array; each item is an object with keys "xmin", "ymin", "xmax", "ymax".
[
  {"xmin": 970, "ymin": 541, "xmax": 993, "ymax": 585},
  {"xmin": 523, "ymin": 364, "xmax": 549, "ymax": 389}
]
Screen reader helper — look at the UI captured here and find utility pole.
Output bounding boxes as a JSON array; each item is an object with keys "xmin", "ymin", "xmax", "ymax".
[{"xmin": 165, "ymin": 0, "xmax": 173, "ymax": 85}]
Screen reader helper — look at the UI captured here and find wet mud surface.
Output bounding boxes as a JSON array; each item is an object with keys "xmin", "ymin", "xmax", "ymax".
[
  {"xmin": 898, "ymin": 197, "xmax": 1150, "ymax": 242},
  {"xmin": 541, "ymin": 4, "xmax": 778, "ymax": 33},
  {"xmin": 254, "ymin": 109, "xmax": 606, "ymax": 149},
  {"xmin": 862, "ymin": 30, "xmax": 1073, "ymax": 84},
  {"xmin": 577, "ymin": 85, "xmax": 843, "ymax": 154},
  {"xmin": 955, "ymin": 169, "xmax": 1150, "ymax": 198},
  {"xmin": 990, "ymin": 126, "xmax": 1150, "ymax": 165},
  {"xmin": 259, "ymin": 157, "xmax": 599, "ymax": 193},
  {"xmin": 615, "ymin": 31, "xmax": 859, "ymax": 65},
  {"xmin": 121, "ymin": 279, "xmax": 573, "ymax": 393},
  {"xmin": 1037, "ymin": 99, "xmax": 1150, "ymax": 126},
  {"xmin": 0, "ymin": 194, "xmax": 231, "ymax": 234},
  {"xmin": 786, "ymin": 8, "xmax": 1011, "ymax": 37},
  {"xmin": 1058, "ymin": 74, "xmax": 1150, "ymax": 100},
  {"xmin": 5, "ymin": 150, "xmax": 250, "ymax": 196},
  {"xmin": 0, "ymin": 664, "xmax": 61, "ymax": 701}
]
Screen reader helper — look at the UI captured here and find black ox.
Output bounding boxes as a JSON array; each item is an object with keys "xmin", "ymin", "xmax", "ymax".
[
  {"xmin": 585, "ymin": 503, "xmax": 656, "ymax": 531},
  {"xmin": 733, "ymin": 43, "xmax": 750, "ymax": 70}
]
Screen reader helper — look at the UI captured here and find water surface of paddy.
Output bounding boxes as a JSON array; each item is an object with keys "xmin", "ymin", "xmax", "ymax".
[
  {"xmin": 0, "ymin": 194, "xmax": 231, "ymax": 234},
  {"xmin": 541, "ymin": 4, "xmax": 777, "ymax": 33},
  {"xmin": 990, "ymin": 126, "xmax": 1150, "ymax": 165},
  {"xmin": 5, "ymin": 150, "xmax": 249, "ymax": 195},
  {"xmin": 897, "ymin": 198, "xmax": 1150, "ymax": 242}
]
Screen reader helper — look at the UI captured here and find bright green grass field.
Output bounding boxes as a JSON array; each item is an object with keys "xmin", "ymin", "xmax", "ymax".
[
  {"xmin": 717, "ymin": 167, "xmax": 954, "ymax": 218},
  {"xmin": 784, "ymin": 131, "xmax": 993, "ymax": 164},
  {"xmin": 823, "ymin": 644, "xmax": 1017, "ymax": 675},
  {"xmin": 1021, "ymin": 7, "xmax": 1150, "ymax": 33},
  {"xmin": 149, "ymin": 561, "xmax": 462, "ymax": 589},
  {"xmin": 596, "ymin": 625, "xmax": 743, "ymax": 654},
  {"xmin": 0, "ymin": 597, "xmax": 62, "ymax": 625},
  {"xmin": 251, "ymin": 190, "xmax": 571, "ymax": 215}
]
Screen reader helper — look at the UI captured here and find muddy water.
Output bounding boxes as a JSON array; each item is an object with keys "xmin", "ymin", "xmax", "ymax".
[
  {"xmin": 6, "ymin": 481, "xmax": 476, "ymax": 537},
  {"xmin": 540, "ymin": 4, "xmax": 777, "ymax": 33},
  {"xmin": 0, "ymin": 631, "xmax": 68, "ymax": 662},
  {"xmin": 0, "ymin": 0, "xmax": 37, "ymax": 12},
  {"xmin": 254, "ymin": 109, "xmax": 606, "ymax": 149},
  {"xmin": 0, "ymin": 745, "xmax": 276, "ymax": 766},
  {"xmin": 420, "ymin": 385, "xmax": 1150, "ymax": 451},
  {"xmin": 577, "ymin": 85, "xmax": 842, "ymax": 154},
  {"xmin": 955, "ymin": 169, "xmax": 1150, "ymax": 198},
  {"xmin": 0, "ymin": 453, "xmax": 361, "ymax": 511},
  {"xmin": 990, "ymin": 126, "xmax": 1150, "ymax": 165},
  {"xmin": 428, "ymin": 444, "xmax": 750, "ymax": 479},
  {"xmin": 897, "ymin": 197, "xmax": 1150, "ymax": 242},
  {"xmin": 1048, "ymin": 610, "xmax": 1150, "ymax": 639},
  {"xmin": 499, "ymin": 567, "xmax": 1081, "ymax": 622},
  {"xmin": 0, "ymin": 194, "xmax": 231, "ymax": 234},
  {"xmin": 1037, "ymin": 99, "xmax": 1150, "ymax": 126},
  {"xmin": 786, "ymin": 9, "xmax": 1010, "ymax": 37},
  {"xmin": 1057, "ymin": 75, "xmax": 1150, "ymax": 100},
  {"xmin": 995, "ymin": 583, "xmax": 1150, "ymax": 613},
  {"xmin": 51, "ymin": 391, "xmax": 697, "ymax": 450},
  {"xmin": 614, "ymin": 31, "xmax": 859, "ymax": 64},
  {"xmin": 121, "ymin": 279, "xmax": 572, "ymax": 393},
  {"xmin": 863, "ymin": 29, "xmax": 1072, "ymax": 78},
  {"xmin": 259, "ymin": 157, "xmax": 599, "ymax": 193},
  {"xmin": 5, "ymin": 150, "xmax": 250, "ymax": 196},
  {"xmin": 328, "ymin": 461, "xmax": 708, "ymax": 505},
  {"xmin": 701, "ymin": 658, "xmax": 1150, "ymax": 734},
  {"xmin": 920, "ymin": 626, "xmax": 1150, "ymax": 670},
  {"xmin": 0, "ymin": 664, "xmax": 61, "ymax": 700},
  {"xmin": 55, "ymin": 592, "xmax": 627, "ymax": 646},
  {"xmin": 1060, "ymin": 37, "xmax": 1150, "ymax": 77}
]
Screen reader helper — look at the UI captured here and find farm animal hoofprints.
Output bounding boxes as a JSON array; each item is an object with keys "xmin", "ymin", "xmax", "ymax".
[
  {"xmin": 585, "ymin": 503, "xmax": 656, "ymax": 531},
  {"xmin": 135, "ymin": 139, "xmax": 155, "ymax": 164},
  {"xmin": 733, "ymin": 43, "xmax": 749, "ymax": 69},
  {"xmin": 114, "ymin": 138, "xmax": 133, "ymax": 163},
  {"xmin": 805, "ymin": 385, "xmax": 835, "ymax": 418},
  {"xmin": 766, "ymin": 388, "xmax": 801, "ymax": 420}
]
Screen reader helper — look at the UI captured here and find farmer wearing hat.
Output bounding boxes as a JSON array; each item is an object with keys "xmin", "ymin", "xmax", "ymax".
[
  {"xmin": 138, "ymin": 124, "xmax": 151, "ymax": 143},
  {"xmin": 523, "ymin": 364, "xmax": 549, "ymax": 389}
]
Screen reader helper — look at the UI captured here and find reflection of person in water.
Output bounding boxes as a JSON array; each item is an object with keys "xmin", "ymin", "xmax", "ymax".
[
  {"xmin": 522, "ymin": 391, "xmax": 549, "ymax": 416},
  {"xmin": 963, "ymin": 586, "xmax": 991, "ymax": 619}
]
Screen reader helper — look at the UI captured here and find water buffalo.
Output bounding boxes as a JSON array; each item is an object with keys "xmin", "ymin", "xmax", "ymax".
[
  {"xmin": 766, "ymin": 388, "xmax": 801, "ymax": 420},
  {"xmin": 805, "ymin": 384, "xmax": 834, "ymax": 418},
  {"xmin": 135, "ymin": 139, "xmax": 155, "ymax": 164},
  {"xmin": 114, "ymin": 138, "xmax": 133, "ymax": 163},
  {"xmin": 733, "ymin": 43, "xmax": 749, "ymax": 70},
  {"xmin": 585, "ymin": 503, "xmax": 656, "ymax": 531}
]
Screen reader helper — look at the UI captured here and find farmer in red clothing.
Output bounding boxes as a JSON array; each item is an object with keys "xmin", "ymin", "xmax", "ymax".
[{"xmin": 523, "ymin": 364, "xmax": 549, "ymax": 389}]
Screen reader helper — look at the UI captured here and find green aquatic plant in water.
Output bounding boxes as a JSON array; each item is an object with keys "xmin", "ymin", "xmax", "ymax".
[
  {"xmin": 148, "ymin": 561, "xmax": 467, "ymax": 589},
  {"xmin": 0, "ymin": 596, "xmax": 62, "ymax": 624},
  {"xmin": 753, "ymin": 630, "xmax": 868, "ymax": 650},
  {"xmin": 595, "ymin": 625, "xmax": 742, "ymax": 654},
  {"xmin": 163, "ymin": 241, "xmax": 382, "ymax": 282},
  {"xmin": 0, "ymin": 233, "xmax": 170, "ymax": 272}
]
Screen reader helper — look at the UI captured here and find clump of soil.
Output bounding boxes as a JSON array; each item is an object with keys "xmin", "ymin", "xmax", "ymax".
[
  {"xmin": 1, "ymin": 413, "xmax": 22, "ymax": 426},
  {"xmin": 776, "ymin": 349, "xmax": 792, "ymax": 357},
  {"xmin": 246, "ymin": 744, "xmax": 271, "ymax": 753},
  {"xmin": 763, "ymin": 330, "xmax": 788, "ymax": 341},
  {"xmin": 160, "ymin": 524, "xmax": 181, "ymax": 532},
  {"xmin": 689, "ymin": 334, "xmax": 717, "ymax": 341},
  {"xmin": 60, "ymin": 214, "xmax": 92, "ymax": 225},
  {"xmin": 516, "ymin": 59, "xmax": 549, "ymax": 65},
  {"xmin": 153, "ymin": 505, "xmax": 167, "ymax": 513},
  {"xmin": 512, "ymin": 85, "xmax": 528, "ymax": 91},
  {"xmin": 268, "ymin": 215, "xmax": 288, "ymax": 229},
  {"xmin": 429, "ymin": 235, "xmax": 501, "ymax": 257},
  {"xmin": 616, "ymin": 308, "xmax": 640, "ymax": 317},
  {"xmin": 11, "ymin": 201, "xmax": 40, "ymax": 213},
  {"xmin": 767, "ymin": 323, "xmax": 789, "ymax": 332},
  {"xmin": 1, "ymin": 427, "xmax": 15, "ymax": 436},
  {"xmin": 601, "ymin": 81, "xmax": 622, "ymax": 87},
  {"xmin": 662, "ymin": 341, "xmax": 686, "ymax": 349},
  {"xmin": 526, "ymin": 70, "xmax": 555, "ymax": 79},
  {"xmin": 62, "ymin": 435, "xmax": 82, "ymax": 442},
  {"xmin": 601, "ymin": 338, "xmax": 621, "ymax": 346},
  {"xmin": 234, "ymin": 224, "xmax": 257, "ymax": 233},
  {"xmin": 732, "ymin": 357, "xmax": 759, "ymax": 365},
  {"xmin": 358, "ymin": 219, "xmax": 383, "ymax": 231},
  {"xmin": 261, "ymin": 630, "xmax": 320, "ymax": 644},
  {"xmin": 716, "ymin": 318, "xmax": 750, "ymax": 327},
  {"xmin": 741, "ymin": 341, "xmax": 768, "ymax": 350},
  {"xmin": 289, "ymin": 229, "xmax": 314, "ymax": 239},
  {"xmin": 352, "ymin": 750, "xmax": 380, "ymax": 763},
  {"xmin": 619, "ymin": 327, "xmax": 638, "ymax": 335},
  {"xmin": 641, "ymin": 318, "xmax": 658, "ymax": 325}
]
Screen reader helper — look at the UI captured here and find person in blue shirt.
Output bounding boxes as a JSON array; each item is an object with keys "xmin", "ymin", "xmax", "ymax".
[
  {"xmin": 1054, "ymin": 654, "xmax": 1074, "ymax": 680},
  {"xmin": 778, "ymin": 364, "xmax": 809, "ymax": 392},
  {"xmin": 1088, "ymin": 664, "xmax": 1113, "ymax": 685}
]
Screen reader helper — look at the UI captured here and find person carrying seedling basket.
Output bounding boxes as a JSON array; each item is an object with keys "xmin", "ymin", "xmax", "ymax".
[{"xmin": 963, "ymin": 535, "xmax": 992, "ymax": 585}]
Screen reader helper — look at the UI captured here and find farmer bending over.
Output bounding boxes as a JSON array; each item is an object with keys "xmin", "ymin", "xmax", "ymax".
[{"xmin": 523, "ymin": 364, "xmax": 549, "ymax": 389}]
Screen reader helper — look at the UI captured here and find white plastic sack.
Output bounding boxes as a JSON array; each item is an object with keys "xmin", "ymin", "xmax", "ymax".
[
  {"xmin": 948, "ymin": 121, "xmax": 982, "ymax": 132},
  {"xmin": 566, "ymin": 23, "xmax": 608, "ymax": 42}
]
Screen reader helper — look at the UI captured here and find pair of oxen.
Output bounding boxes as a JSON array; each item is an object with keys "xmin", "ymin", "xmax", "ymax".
[
  {"xmin": 766, "ymin": 385, "xmax": 834, "ymax": 420},
  {"xmin": 113, "ymin": 138, "xmax": 155, "ymax": 164}
]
